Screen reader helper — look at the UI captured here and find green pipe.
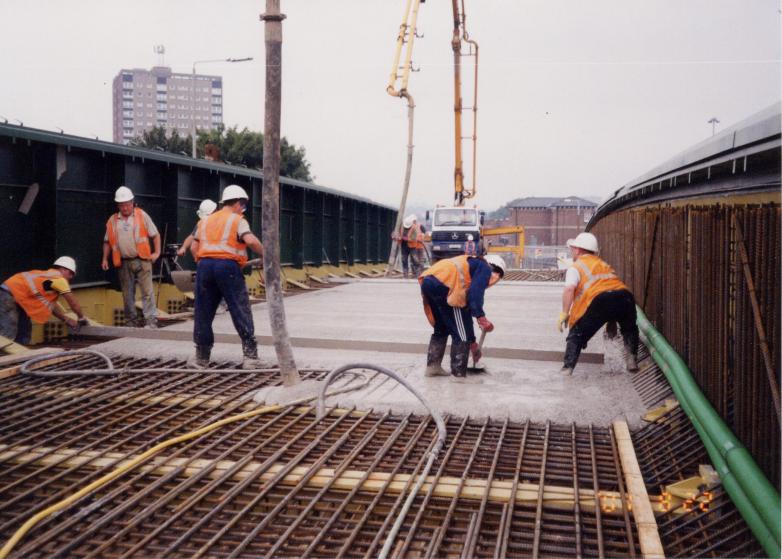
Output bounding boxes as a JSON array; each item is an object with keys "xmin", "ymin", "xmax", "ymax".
[
  {"xmin": 637, "ymin": 307, "xmax": 781, "ymax": 558},
  {"xmin": 643, "ymin": 333, "xmax": 780, "ymax": 558}
]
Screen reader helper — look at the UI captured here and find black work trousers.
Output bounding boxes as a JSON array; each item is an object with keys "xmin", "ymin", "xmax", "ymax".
[
  {"xmin": 564, "ymin": 289, "xmax": 638, "ymax": 368},
  {"xmin": 400, "ymin": 242, "xmax": 412, "ymax": 276}
]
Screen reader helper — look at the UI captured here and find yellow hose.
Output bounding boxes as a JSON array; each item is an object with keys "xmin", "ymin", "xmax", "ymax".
[{"xmin": 0, "ymin": 403, "xmax": 282, "ymax": 559}]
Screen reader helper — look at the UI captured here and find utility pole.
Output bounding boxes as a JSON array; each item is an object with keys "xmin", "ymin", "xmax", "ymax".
[
  {"xmin": 708, "ymin": 117, "xmax": 720, "ymax": 136},
  {"xmin": 261, "ymin": 0, "xmax": 299, "ymax": 386}
]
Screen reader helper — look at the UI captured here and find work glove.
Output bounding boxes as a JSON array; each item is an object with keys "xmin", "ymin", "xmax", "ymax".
[
  {"xmin": 77, "ymin": 317, "xmax": 89, "ymax": 327},
  {"xmin": 470, "ymin": 342, "xmax": 482, "ymax": 363},
  {"xmin": 557, "ymin": 311, "xmax": 569, "ymax": 333},
  {"xmin": 476, "ymin": 316, "xmax": 494, "ymax": 332}
]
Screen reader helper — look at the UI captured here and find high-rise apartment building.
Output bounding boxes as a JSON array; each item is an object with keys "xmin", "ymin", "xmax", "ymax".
[{"xmin": 112, "ymin": 66, "xmax": 223, "ymax": 145}]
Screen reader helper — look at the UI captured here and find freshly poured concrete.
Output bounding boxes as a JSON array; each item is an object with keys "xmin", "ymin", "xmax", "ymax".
[{"xmin": 95, "ymin": 279, "xmax": 647, "ymax": 427}]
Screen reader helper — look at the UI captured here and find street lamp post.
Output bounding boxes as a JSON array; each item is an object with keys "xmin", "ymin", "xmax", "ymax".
[
  {"xmin": 708, "ymin": 117, "xmax": 720, "ymax": 136},
  {"xmin": 191, "ymin": 57, "xmax": 253, "ymax": 158}
]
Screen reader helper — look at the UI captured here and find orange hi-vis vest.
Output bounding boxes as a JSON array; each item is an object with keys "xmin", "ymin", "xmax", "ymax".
[
  {"xmin": 407, "ymin": 224, "xmax": 424, "ymax": 249},
  {"xmin": 105, "ymin": 207, "xmax": 152, "ymax": 267},
  {"xmin": 568, "ymin": 253, "xmax": 628, "ymax": 327},
  {"xmin": 419, "ymin": 255, "xmax": 472, "ymax": 324},
  {"xmin": 420, "ymin": 255, "xmax": 471, "ymax": 299},
  {"xmin": 197, "ymin": 207, "xmax": 248, "ymax": 266},
  {"xmin": 3, "ymin": 269, "xmax": 64, "ymax": 323}
]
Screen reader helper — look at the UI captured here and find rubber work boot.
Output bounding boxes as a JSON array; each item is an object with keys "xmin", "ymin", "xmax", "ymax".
[
  {"xmin": 562, "ymin": 339, "xmax": 580, "ymax": 375},
  {"xmin": 424, "ymin": 335, "xmax": 450, "ymax": 377},
  {"xmin": 450, "ymin": 341, "xmax": 470, "ymax": 383},
  {"xmin": 624, "ymin": 347, "xmax": 639, "ymax": 373},
  {"xmin": 187, "ymin": 345, "xmax": 211, "ymax": 369},
  {"xmin": 240, "ymin": 339, "xmax": 263, "ymax": 369}
]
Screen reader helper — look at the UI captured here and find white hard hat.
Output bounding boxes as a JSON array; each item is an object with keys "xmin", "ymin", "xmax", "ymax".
[
  {"xmin": 53, "ymin": 256, "xmax": 77, "ymax": 274},
  {"xmin": 197, "ymin": 198, "xmax": 217, "ymax": 219},
  {"xmin": 567, "ymin": 232, "xmax": 599, "ymax": 253},
  {"xmin": 484, "ymin": 254, "xmax": 506, "ymax": 277},
  {"xmin": 402, "ymin": 214, "xmax": 416, "ymax": 228},
  {"xmin": 114, "ymin": 186, "xmax": 134, "ymax": 203},
  {"xmin": 220, "ymin": 184, "xmax": 249, "ymax": 202}
]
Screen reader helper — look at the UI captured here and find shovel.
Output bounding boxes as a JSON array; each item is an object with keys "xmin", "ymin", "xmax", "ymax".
[{"xmin": 467, "ymin": 330, "xmax": 488, "ymax": 374}]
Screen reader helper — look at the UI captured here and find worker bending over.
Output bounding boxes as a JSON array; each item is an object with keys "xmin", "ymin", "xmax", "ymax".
[
  {"xmin": 189, "ymin": 185, "xmax": 263, "ymax": 368},
  {"xmin": 558, "ymin": 232, "xmax": 639, "ymax": 376},
  {"xmin": 419, "ymin": 253, "xmax": 505, "ymax": 381},
  {"xmin": 0, "ymin": 257, "xmax": 87, "ymax": 344},
  {"xmin": 177, "ymin": 199, "xmax": 217, "ymax": 258},
  {"xmin": 101, "ymin": 186, "xmax": 161, "ymax": 328}
]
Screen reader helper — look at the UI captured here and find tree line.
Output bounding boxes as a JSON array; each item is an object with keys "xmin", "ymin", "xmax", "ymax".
[{"xmin": 129, "ymin": 126, "xmax": 312, "ymax": 182}]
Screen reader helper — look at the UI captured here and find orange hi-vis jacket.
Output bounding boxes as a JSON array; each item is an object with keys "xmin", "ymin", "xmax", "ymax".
[
  {"xmin": 568, "ymin": 253, "xmax": 628, "ymax": 327},
  {"xmin": 419, "ymin": 255, "xmax": 472, "ymax": 325},
  {"xmin": 105, "ymin": 207, "xmax": 152, "ymax": 267},
  {"xmin": 3, "ymin": 269, "xmax": 65, "ymax": 323},
  {"xmin": 197, "ymin": 207, "xmax": 248, "ymax": 267},
  {"xmin": 407, "ymin": 224, "xmax": 424, "ymax": 249}
]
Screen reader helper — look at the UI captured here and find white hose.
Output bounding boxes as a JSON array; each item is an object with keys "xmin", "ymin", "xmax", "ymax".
[{"xmin": 316, "ymin": 363, "xmax": 447, "ymax": 559}]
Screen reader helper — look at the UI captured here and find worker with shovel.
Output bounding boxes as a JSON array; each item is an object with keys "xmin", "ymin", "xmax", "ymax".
[
  {"xmin": 189, "ymin": 185, "xmax": 264, "ymax": 369},
  {"xmin": 419, "ymin": 253, "xmax": 506, "ymax": 382},
  {"xmin": 557, "ymin": 232, "xmax": 639, "ymax": 376}
]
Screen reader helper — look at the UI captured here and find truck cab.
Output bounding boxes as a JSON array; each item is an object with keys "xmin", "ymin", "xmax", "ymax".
[{"xmin": 429, "ymin": 206, "xmax": 482, "ymax": 260}]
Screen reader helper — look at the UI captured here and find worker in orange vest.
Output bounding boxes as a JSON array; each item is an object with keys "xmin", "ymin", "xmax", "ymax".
[
  {"xmin": 558, "ymin": 232, "xmax": 639, "ymax": 376},
  {"xmin": 419, "ymin": 253, "xmax": 506, "ymax": 381},
  {"xmin": 101, "ymin": 186, "xmax": 161, "ymax": 328},
  {"xmin": 392, "ymin": 214, "xmax": 414, "ymax": 278},
  {"xmin": 0, "ymin": 257, "xmax": 88, "ymax": 344},
  {"xmin": 189, "ymin": 185, "xmax": 264, "ymax": 369},
  {"xmin": 178, "ymin": 199, "xmax": 218, "ymax": 258},
  {"xmin": 406, "ymin": 215, "xmax": 426, "ymax": 276}
]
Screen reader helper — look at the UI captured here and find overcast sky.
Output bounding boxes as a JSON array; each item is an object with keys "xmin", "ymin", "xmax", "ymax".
[{"xmin": 2, "ymin": 1, "xmax": 779, "ymax": 210}]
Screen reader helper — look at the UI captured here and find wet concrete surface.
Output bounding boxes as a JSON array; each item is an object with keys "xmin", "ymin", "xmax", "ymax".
[{"xmin": 95, "ymin": 279, "xmax": 647, "ymax": 427}]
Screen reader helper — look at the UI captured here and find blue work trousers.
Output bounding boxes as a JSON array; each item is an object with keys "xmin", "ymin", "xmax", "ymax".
[
  {"xmin": 420, "ymin": 276, "xmax": 476, "ymax": 344},
  {"xmin": 193, "ymin": 259, "xmax": 255, "ymax": 348}
]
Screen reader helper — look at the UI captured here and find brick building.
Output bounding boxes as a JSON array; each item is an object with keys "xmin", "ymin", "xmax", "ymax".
[{"xmin": 506, "ymin": 196, "xmax": 597, "ymax": 246}]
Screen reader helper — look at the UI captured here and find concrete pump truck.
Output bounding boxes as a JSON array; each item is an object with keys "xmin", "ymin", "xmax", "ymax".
[{"xmin": 386, "ymin": 0, "xmax": 524, "ymax": 264}]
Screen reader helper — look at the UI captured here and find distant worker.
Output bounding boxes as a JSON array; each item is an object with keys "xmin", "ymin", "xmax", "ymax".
[
  {"xmin": 406, "ymin": 214, "xmax": 426, "ymax": 276},
  {"xmin": 101, "ymin": 186, "xmax": 161, "ymax": 328},
  {"xmin": 392, "ymin": 214, "xmax": 413, "ymax": 278},
  {"xmin": 419, "ymin": 254, "xmax": 506, "ymax": 381},
  {"xmin": 464, "ymin": 234, "xmax": 477, "ymax": 256},
  {"xmin": 189, "ymin": 185, "xmax": 264, "ymax": 368},
  {"xmin": 0, "ymin": 257, "xmax": 88, "ymax": 344},
  {"xmin": 558, "ymin": 232, "xmax": 639, "ymax": 376},
  {"xmin": 177, "ymin": 199, "xmax": 217, "ymax": 258}
]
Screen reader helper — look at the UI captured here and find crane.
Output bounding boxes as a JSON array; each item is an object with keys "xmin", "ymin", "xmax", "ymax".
[
  {"xmin": 387, "ymin": 0, "xmax": 479, "ymax": 207},
  {"xmin": 385, "ymin": 0, "xmax": 524, "ymax": 266}
]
